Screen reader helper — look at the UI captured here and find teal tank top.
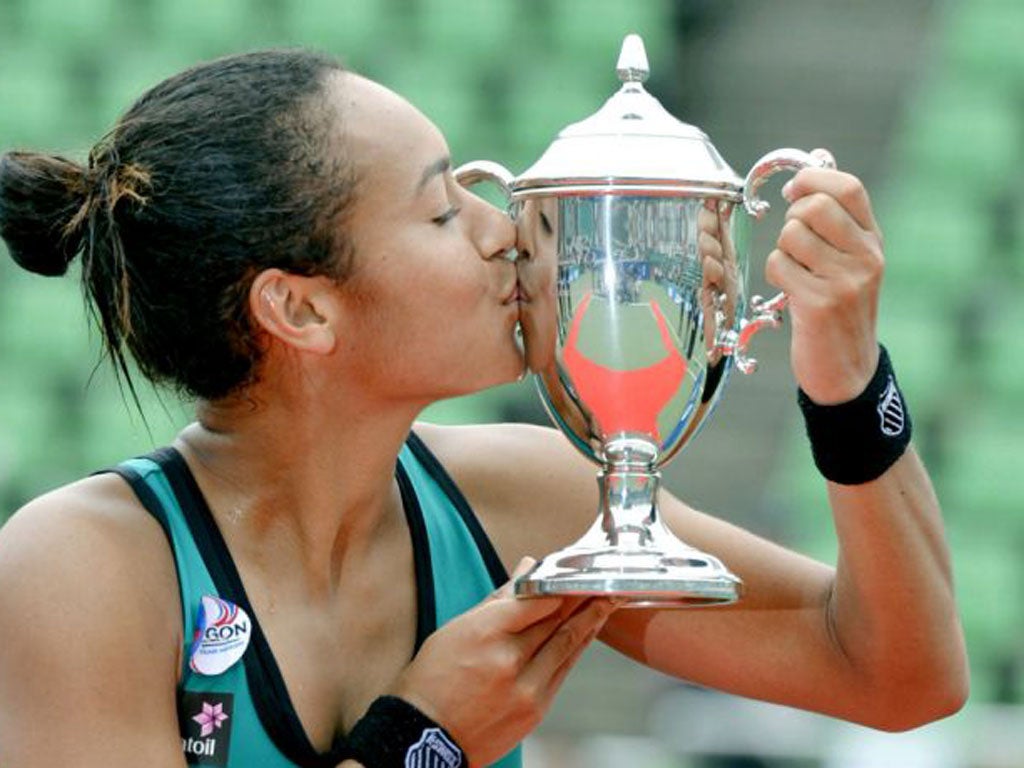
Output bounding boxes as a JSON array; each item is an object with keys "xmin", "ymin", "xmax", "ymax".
[{"xmin": 109, "ymin": 432, "xmax": 522, "ymax": 768}]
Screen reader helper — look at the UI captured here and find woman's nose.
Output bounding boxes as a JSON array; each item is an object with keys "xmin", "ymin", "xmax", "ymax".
[{"xmin": 475, "ymin": 198, "xmax": 517, "ymax": 262}]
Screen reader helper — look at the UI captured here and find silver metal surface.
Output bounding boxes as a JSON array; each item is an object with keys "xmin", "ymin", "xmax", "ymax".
[
  {"xmin": 514, "ymin": 471, "xmax": 741, "ymax": 606},
  {"xmin": 455, "ymin": 34, "xmax": 837, "ymax": 607},
  {"xmin": 512, "ymin": 35, "xmax": 743, "ymax": 198},
  {"xmin": 615, "ymin": 32, "xmax": 649, "ymax": 84}
]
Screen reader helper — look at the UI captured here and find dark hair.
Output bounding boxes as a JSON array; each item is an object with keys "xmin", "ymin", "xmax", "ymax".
[{"xmin": 0, "ymin": 49, "xmax": 355, "ymax": 401}]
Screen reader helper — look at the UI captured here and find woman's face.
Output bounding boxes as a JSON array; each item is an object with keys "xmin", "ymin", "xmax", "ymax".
[
  {"xmin": 326, "ymin": 73, "xmax": 522, "ymax": 405},
  {"xmin": 515, "ymin": 197, "xmax": 560, "ymax": 374}
]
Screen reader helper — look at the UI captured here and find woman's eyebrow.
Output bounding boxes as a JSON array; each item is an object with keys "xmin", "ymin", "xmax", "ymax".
[{"xmin": 415, "ymin": 156, "xmax": 451, "ymax": 195}]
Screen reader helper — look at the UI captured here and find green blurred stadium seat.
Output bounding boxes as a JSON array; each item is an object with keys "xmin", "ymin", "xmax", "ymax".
[
  {"xmin": 875, "ymin": 297, "xmax": 958, "ymax": 413},
  {"xmin": 947, "ymin": 530, "xmax": 1022, "ymax": 701},
  {"xmin": 376, "ymin": 52, "xmax": 482, "ymax": 155},
  {"xmin": 941, "ymin": 408, "xmax": 1024, "ymax": 522},
  {"xmin": 0, "ymin": 272, "xmax": 93, "ymax": 369},
  {"xmin": 975, "ymin": 297, "xmax": 1024, "ymax": 402},
  {"xmin": 0, "ymin": 45, "xmax": 76, "ymax": 149},
  {"xmin": 416, "ymin": 0, "xmax": 517, "ymax": 61},
  {"xmin": 547, "ymin": 0, "xmax": 672, "ymax": 63},
  {"xmin": 897, "ymin": 77, "xmax": 1019, "ymax": 192},
  {"xmin": 876, "ymin": 188, "xmax": 991, "ymax": 301},
  {"xmin": 148, "ymin": 0, "xmax": 279, "ymax": 58},
  {"xmin": 93, "ymin": 49, "xmax": 188, "ymax": 126},
  {"xmin": 282, "ymin": 0, "xmax": 385, "ymax": 62},
  {"xmin": 942, "ymin": 0, "xmax": 1024, "ymax": 88},
  {"xmin": 503, "ymin": 57, "xmax": 610, "ymax": 164},
  {"xmin": 18, "ymin": 0, "xmax": 124, "ymax": 55}
]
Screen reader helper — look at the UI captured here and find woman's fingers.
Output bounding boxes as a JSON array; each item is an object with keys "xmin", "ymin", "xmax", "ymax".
[
  {"xmin": 481, "ymin": 558, "xmax": 567, "ymax": 633},
  {"xmin": 775, "ymin": 217, "xmax": 840, "ymax": 276},
  {"xmin": 765, "ymin": 245, "xmax": 825, "ymax": 296},
  {"xmin": 482, "ymin": 591, "xmax": 565, "ymax": 635},
  {"xmin": 783, "ymin": 167, "xmax": 879, "ymax": 235},
  {"xmin": 519, "ymin": 599, "xmax": 617, "ymax": 695},
  {"xmin": 782, "ymin": 192, "xmax": 878, "ymax": 263},
  {"xmin": 490, "ymin": 556, "xmax": 536, "ymax": 599},
  {"xmin": 513, "ymin": 596, "xmax": 591, "ymax": 658}
]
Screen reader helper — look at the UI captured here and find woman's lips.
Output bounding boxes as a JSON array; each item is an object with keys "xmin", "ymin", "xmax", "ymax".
[{"xmin": 503, "ymin": 282, "xmax": 528, "ymax": 305}]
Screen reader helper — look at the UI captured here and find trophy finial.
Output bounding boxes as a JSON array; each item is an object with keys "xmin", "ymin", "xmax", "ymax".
[{"xmin": 616, "ymin": 33, "xmax": 649, "ymax": 84}]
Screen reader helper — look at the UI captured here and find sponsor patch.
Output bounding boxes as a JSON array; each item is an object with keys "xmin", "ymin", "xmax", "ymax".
[
  {"xmin": 877, "ymin": 375, "xmax": 906, "ymax": 437},
  {"xmin": 405, "ymin": 727, "xmax": 463, "ymax": 768},
  {"xmin": 189, "ymin": 595, "xmax": 251, "ymax": 676},
  {"xmin": 180, "ymin": 692, "xmax": 234, "ymax": 766}
]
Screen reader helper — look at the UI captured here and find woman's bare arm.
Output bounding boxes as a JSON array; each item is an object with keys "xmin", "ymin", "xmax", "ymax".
[
  {"xmin": 422, "ymin": 417, "xmax": 967, "ymax": 733},
  {"xmin": 602, "ymin": 445, "xmax": 967, "ymax": 731},
  {"xmin": 0, "ymin": 476, "xmax": 185, "ymax": 767}
]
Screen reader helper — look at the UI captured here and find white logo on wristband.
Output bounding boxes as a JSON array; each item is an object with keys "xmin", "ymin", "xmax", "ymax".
[
  {"xmin": 405, "ymin": 727, "xmax": 462, "ymax": 768},
  {"xmin": 877, "ymin": 376, "xmax": 905, "ymax": 437}
]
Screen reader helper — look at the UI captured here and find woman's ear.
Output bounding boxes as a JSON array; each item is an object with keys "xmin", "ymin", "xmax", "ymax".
[{"xmin": 249, "ymin": 268, "xmax": 337, "ymax": 355}]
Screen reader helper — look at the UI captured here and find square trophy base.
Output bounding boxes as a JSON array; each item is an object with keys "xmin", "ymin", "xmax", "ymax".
[{"xmin": 513, "ymin": 470, "xmax": 743, "ymax": 608}]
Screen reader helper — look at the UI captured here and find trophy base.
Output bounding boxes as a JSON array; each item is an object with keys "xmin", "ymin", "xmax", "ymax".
[
  {"xmin": 514, "ymin": 466, "xmax": 742, "ymax": 607},
  {"xmin": 514, "ymin": 545, "xmax": 742, "ymax": 608}
]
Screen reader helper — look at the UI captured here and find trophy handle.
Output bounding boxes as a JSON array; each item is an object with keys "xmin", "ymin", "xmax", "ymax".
[
  {"xmin": 454, "ymin": 160, "xmax": 515, "ymax": 200},
  {"xmin": 719, "ymin": 148, "xmax": 837, "ymax": 374}
]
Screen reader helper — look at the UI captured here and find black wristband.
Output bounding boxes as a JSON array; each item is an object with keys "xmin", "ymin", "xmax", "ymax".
[
  {"xmin": 347, "ymin": 695, "xmax": 464, "ymax": 768},
  {"xmin": 797, "ymin": 345, "xmax": 912, "ymax": 485}
]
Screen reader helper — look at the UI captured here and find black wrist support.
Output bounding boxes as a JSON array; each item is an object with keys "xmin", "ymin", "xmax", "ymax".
[
  {"xmin": 797, "ymin": 345, "xmax": 912, "ymax": 485},
  {"xmin": 347, "ymin": 695, "xmax": 464, "ymax": 768}
]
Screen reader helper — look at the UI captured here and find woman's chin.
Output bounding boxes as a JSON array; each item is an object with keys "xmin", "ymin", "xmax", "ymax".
[
  {"xmin": 518, "ymin": 320, "xmax": 557, "ymax": 376},
  {"xmin": 460, "ymin": 344, "xmax": 527, "ymax": 396}
]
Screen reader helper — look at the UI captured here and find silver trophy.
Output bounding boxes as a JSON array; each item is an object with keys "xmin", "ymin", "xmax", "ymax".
[{"xmin": 457, "ymin": 34, "xmax": 834, "ymax": 606}]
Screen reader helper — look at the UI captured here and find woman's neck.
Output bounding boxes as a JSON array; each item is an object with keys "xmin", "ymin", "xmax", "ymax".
[{"xmin": 174, "ymin": 384, "xmax": 423, "ymax": 599}]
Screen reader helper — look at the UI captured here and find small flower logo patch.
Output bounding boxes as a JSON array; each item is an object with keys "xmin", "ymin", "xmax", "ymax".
[
  {"xmin": 179, "ymin": 691, "xmax": 234, "ymax": 766},
  {"xmin": 193, "ymin": 701, "xmax": 229, "ymax": 737}
]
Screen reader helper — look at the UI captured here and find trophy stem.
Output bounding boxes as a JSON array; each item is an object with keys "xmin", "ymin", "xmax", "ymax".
[
  {"xmin": 515, "ymin": 465, "xmax": 743, "ymax": 607},
  {"xmin": 597, "ymin": 468, "xmax": 659, "ymax": 549}
]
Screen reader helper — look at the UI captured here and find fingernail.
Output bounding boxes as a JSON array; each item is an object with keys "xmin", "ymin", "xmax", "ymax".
[
  {"xmin": 513, "ymin": 557, "xmax": 536, "ymax": 577},
  {"xmin": 781, "ymin": 180, "xmax": 794, "ymax": 202}
]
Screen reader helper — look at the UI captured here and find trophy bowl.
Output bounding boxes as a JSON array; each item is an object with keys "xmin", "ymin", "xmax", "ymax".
[{"xmin": 457, "ymin": 34, "xmax": 834, "ymax": 607}]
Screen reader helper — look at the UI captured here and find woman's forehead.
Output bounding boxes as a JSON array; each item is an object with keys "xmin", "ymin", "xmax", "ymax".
[{"xmin": 327, "ymin": 72, "xmax": 447, "ymax": 198}]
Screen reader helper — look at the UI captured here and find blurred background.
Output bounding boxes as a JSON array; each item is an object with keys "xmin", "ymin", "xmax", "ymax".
[{"xmin": 1, "ymin": 0, "xmax": 1022, "ymax": 765}]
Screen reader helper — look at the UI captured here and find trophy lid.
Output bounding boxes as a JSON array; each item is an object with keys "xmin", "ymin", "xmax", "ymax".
[{"xmin": 513, "ymin": 34, "xmax": 743, "ymax": 198}]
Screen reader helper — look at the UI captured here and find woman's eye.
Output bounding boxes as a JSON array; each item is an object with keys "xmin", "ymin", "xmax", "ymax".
[{"xmin": 432, "ymin": 206, "xmax": 462, "ymax": 226}]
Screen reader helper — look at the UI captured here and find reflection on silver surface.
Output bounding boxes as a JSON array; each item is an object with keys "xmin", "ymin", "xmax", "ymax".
[
  {"xmin": 523, "ymin": 195, "xmax": 748, "ymax": 470},
  {"xmin": 455, "ymin": 33, "xmax": 833, "ymax": 606}
]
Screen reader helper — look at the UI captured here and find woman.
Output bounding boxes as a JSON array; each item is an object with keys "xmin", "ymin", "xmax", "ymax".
[{"xmin": 0, "ymin": 50, "xmax": 967, "ymax": 768}]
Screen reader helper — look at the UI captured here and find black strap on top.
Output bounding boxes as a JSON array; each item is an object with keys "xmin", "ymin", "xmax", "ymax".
[
  {"xmin": 102, "ymin": 435, "xmax": 501, "ymax": 766},
  {"xmin": 101, "ymin": 462, "xmax": 187, "ymax": 633},
  {"xmin": 144, "ymin": 446, "xmax": 436, "ymax": 768},
  {"xmin": 405, "ymin": 431, "xmax": 510, "ymax": 588}
]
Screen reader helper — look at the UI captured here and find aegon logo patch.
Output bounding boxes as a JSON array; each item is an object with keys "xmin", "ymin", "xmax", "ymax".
[
  {"xmin": 189, "ymin": 595, "xmax": 251, "ymax": 676},
  {"xmin": 180, "ymin": 692, "xmax": 234, "ymax": 766},
  {"xmin": 405, "ymin": 727, "xmax": 463, "ymax": 768}
]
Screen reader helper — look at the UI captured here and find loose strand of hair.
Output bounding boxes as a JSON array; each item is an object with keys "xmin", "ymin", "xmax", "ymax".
[{"xmin": 81, "ymin": 197, "xmax": 150, "ymax": 433}]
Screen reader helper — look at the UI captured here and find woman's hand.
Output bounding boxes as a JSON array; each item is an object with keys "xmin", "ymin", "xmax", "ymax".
[
  {"xmin": 767, "ymin": 153, "xmax": 885, "ymax": 404},
  {"xmin": 389, "ymin": 558, "xmax": 617, "ymax": 766}
]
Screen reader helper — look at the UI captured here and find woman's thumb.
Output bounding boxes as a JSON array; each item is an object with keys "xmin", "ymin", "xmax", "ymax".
[{"xmin": 490, "ymin": 556, "xmax": 537, "ymax": 600}]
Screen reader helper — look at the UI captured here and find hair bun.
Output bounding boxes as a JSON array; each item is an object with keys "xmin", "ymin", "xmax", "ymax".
[{"xmin": 0, "ymin": 151, "xmax": 90, "ymax": 277}]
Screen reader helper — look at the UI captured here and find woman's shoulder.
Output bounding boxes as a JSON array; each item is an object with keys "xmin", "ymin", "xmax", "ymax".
[
  {"xmin": 414, "ymin": 420, "xmax": 561, "ymax": 461},
  {"xmin": 0, "ymin": 472, "xmax": 182, "ymax": 666},
  {"xmin": 0, "ymin": 471, "xmax": 174, "ymax": 569},
  {"xmin": 411, "ymin": 421, "xmax": 600, "ymax": 566},
  {"xmin": 0, "ymin": 476, "xmax": 185, "ymax": 762},
  {"xmin": 412, "ymin": 420, "xmax": 592, "ymax": 490}
]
